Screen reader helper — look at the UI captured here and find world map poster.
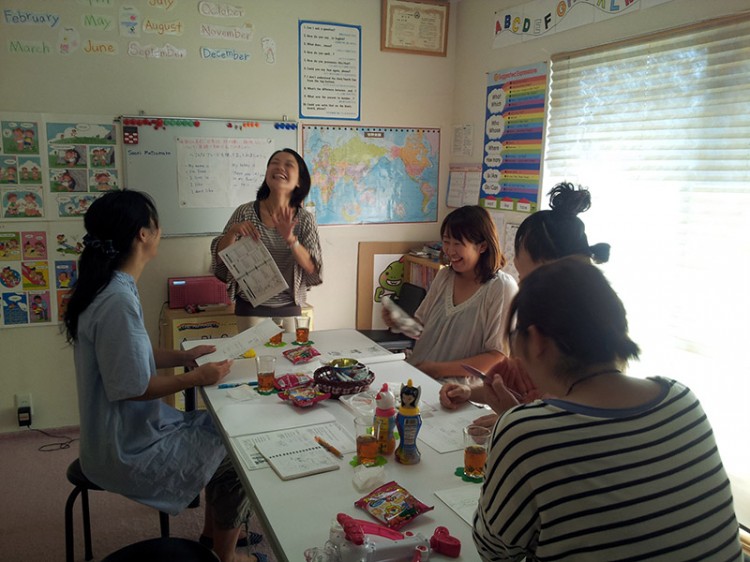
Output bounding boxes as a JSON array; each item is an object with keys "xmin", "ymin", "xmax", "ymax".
[{"xmin": 302, "ymin": 125, "xmax": 439, "ymax": 225}]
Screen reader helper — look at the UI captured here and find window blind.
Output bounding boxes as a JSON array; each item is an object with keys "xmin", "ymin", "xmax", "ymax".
[{"xmin": 544, "ymin": 14, "xmax": 750, "ymax": 530}]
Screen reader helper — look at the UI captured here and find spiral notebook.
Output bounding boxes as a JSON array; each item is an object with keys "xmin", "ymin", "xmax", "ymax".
[{"xmin": 255, "ymin": 429, "xmax": 342, "ymax": 480}]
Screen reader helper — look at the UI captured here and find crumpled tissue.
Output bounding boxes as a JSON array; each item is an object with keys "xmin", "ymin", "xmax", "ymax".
[{"xmin": 352, "ymin": 464, "xmax": 386, "ymax": 492}]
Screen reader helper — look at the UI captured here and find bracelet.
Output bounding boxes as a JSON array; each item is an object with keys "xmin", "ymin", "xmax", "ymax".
[{"xmin": 288, "ymin": 238, "xmax": 300, "ymax": 249}]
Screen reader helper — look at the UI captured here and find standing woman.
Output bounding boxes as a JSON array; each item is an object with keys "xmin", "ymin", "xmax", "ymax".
[
  {"xmin": 64, "ymin": 190, "xmax": 262, "ymax": 562},
  {"xmin": 384, "ymin": 205, "xmax": 518, "ymax": 382},
  {"xmin": 211, "ymin": 148, "xmax": 322, "ymax": 332}
]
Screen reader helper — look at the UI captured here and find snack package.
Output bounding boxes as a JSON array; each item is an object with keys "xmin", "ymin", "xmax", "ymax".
[
  {"xmin": 278, "ymin": 386, "xmax": 330, "ymax": 408},
  {"xmin": 274, "ymin": 373, "xmax": 313, "ymax": 391},
  {"xmin": 282, "ymin": 345, "xmax": 321, "ymax": 365},
  {"xmin": 354, "ymin": 481, "xmax": 434, "ymax": 530}
]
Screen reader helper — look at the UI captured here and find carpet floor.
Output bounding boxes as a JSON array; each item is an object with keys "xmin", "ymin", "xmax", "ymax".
[{"xmin": 0, "ymin": 427, "xmax": 277, "ymax": 562}]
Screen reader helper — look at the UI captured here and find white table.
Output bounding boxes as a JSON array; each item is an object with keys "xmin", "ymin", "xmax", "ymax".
[{"xmin": 199, "ymin": 329, "xmax": 485, "ymax": 562}]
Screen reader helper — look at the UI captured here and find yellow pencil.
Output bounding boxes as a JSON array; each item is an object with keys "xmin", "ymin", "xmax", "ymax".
[{"xmin": 314, "ymin": 436, "xmax": 343, "ymax": 459}]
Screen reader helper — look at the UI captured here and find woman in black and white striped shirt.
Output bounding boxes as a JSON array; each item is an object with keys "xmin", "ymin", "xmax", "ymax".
[{"xmin": 473, "ymin": 257, "xmax": 742, "ymax": 562}]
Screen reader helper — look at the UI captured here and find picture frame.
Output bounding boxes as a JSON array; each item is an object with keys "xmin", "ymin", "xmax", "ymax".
[{"xmin": 381, "ymin": 0, "xmax": 449, "ymax": 57}]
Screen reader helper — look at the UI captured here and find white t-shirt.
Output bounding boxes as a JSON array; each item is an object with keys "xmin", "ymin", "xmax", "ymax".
[{"xmin": 408, "ymin": 267, "xmax": 518, "ymax": 384}]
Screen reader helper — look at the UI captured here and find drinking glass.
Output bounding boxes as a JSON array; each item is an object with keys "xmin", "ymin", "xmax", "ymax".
[
  {"xmin": 256, "ymin": 355, "xmax": 276, "ymax": 394},
  {"xmin": 294, "ymin": 315, "xmax": 310, "ymax": 344},
  {"xmin": 353, "ymin": 416, "xmax": 378, "ymax": 466},
  {"xmin": 463, "ymin": 425, "xmax": 491, "ymax": 478},
  {"xmin": 268, "ymin": 317, "xmax": 284, "ymax": 345}
]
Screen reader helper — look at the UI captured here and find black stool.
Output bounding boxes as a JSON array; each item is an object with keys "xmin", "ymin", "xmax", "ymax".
[
  {"xmin": 101, "ymin": 537, "xmax": 218, "ymax": 562},
  {"xmin": 65, "ymin": 458, "xmax": 170, "ymax": 562}
]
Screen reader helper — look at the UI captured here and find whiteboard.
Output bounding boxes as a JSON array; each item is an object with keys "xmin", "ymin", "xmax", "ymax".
[{"xmin": 120, "ymin": 115, "xmax": 298, "ymax": 237}]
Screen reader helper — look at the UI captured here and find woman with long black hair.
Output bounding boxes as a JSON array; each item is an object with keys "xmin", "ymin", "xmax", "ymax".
[{"xmin": 64, "ymin": 190, "xmax": 264, "ymax": 562}]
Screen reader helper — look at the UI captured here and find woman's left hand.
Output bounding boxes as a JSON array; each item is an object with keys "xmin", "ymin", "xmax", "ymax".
[
  {"xmin": 271, "ymin": 206, "xmax": 299, "ymax": 244},
  {"xmin": 183, "ymin": 345, "xmax": 216, "ymax": 369},
  {"xmin": 483, "ymin": 371, "xmax": 521, "ymax": 415}
]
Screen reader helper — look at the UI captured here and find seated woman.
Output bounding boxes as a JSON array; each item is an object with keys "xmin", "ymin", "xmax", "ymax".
[
  {"xmin": 473, "ymin": 257, "xmax": 743, "ymax": 561},
  {"xmin": 383, "ymin": 205, "xmax": 517, "ymax": 382},
  {"xmin": 440, "ymin": 182, "xmax": 610, "ymax": 421},
  {"xmin": 63, "ymin": 190, "xmax": 264, "ymax": 562}
]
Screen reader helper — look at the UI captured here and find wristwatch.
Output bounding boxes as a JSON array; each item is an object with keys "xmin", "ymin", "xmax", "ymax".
[{"xmin": 288, "ymin": 237, "xmax": 299, "ymax": 249}]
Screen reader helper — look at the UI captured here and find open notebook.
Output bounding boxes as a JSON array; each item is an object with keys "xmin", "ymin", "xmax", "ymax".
[{"xmin": 255, "ymin": 430, "xmax": 341, "ymax": 481}]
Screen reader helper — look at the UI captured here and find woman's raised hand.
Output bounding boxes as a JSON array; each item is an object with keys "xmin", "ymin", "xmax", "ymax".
[{"xmin": 271, "ymin": 206, "xmax": 298, "ymax": 243}]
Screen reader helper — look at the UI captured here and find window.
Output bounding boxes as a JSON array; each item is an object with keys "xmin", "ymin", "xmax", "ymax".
[{"xmin": 544, "ymin": 15, "xmax": 750, "ymax": 529}]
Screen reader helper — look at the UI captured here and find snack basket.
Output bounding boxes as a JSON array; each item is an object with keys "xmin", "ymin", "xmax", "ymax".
[{"xmin": 314, "ymin": 365, "xmax": 375, "ymax": 398}]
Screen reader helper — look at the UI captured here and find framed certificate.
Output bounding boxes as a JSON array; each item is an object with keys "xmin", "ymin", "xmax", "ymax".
[{"xmin": 381, "ymin": 0, "xmax": 449, "ymax": 57}]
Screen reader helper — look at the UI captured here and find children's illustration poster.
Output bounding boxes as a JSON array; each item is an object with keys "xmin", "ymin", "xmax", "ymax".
[
  {"xmin": 0, "ymin": 224, "xmax": 84, "ymax": 327},
  {"xmin": 0, "ymin": 113, "xmax": 118, "ymax": 328},
  {"xmin": 1, "ymin": 118, "xmax": 45, "ymax": 220},
  {"xmin": 46, "ymin": 121, "xmax": 118, "ymax": 195},
  {"xmin": 479, "ymin": 63, "xmax": 547, "ymax": 214}
]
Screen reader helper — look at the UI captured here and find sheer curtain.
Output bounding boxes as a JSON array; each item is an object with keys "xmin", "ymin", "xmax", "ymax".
[{"xmin": 543, "ymin": 15, "xmax": 750, "ymax": 530}]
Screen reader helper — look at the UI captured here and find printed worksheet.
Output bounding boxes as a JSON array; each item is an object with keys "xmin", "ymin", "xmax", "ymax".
[
  {"xmin": 435, "ymin": 486, "xmax": 481, "ymax": 526},
  {"xmin": 418, "ymin": 407, "xmax": 485, "ymax": 453},
  {"xmin": 218, "ymin": 236, "xmax": 287, "ymax": 306},
  {"xmin": 184, "ymin": 318, "xmax": 280, "ymax": 365}
]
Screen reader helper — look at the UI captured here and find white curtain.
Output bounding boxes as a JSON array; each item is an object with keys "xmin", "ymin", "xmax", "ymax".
[{"xmin": 544, "ymin": 15, "xmax": 750, "ymax": 528}]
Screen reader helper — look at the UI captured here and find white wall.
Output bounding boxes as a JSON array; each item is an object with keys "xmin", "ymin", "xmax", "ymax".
[
  {"xmin": 0, "ymin": 0, "xmax": 456, "ymax": 433},
  {"xmin": 1, "ymin": 0, "xmax": 747, "ymax": 433}
]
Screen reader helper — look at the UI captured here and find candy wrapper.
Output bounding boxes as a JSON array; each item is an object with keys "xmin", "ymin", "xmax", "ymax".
[
  {"xmin": 274, "ymin": 373, "xmax": 313, "ymax": 391},
  {"xmin": 282, "ymin": 345, "xmax": 321, "ymax": 365},
  {"xmin": 354, "ymin": 481, "xmax": 434, "ymax": 530},
  {"xmin": 278, "ymin": 386, "xmax": 330, "ymax": 408}
]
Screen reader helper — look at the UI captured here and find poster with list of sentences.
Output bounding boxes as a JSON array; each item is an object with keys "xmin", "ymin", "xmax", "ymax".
[{"xmin": 298, "ymin": 20, "xmax": 361, "ymax": 120}]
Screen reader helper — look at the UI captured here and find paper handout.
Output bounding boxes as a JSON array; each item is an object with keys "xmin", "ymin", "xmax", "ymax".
[
  {"xmin": 218, "ymin": 235, "xmax": 288, "ymax": 306},
  {"xmin": 183, "ymin": 318, "xmax": 280, "ymax": 365}
]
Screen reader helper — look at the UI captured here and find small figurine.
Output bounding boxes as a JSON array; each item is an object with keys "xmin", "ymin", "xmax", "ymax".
[{"xmin": 395, "ymin": 379, "xmax": 422, "ymax": 465}]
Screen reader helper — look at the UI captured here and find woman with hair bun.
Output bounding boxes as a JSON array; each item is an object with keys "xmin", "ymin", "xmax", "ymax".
[
  {"xmin": 440, "ymin": 182, "xmax": 611, "ymax": 421},
  {"xmin": 512, "ymin": 182, "xmax": 609, "ymax": 278}
]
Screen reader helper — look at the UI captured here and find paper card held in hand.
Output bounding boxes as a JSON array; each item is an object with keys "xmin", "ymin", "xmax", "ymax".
[{"xmin": 218, "ymin": 236, "xmax": 288, "ymax": 307}]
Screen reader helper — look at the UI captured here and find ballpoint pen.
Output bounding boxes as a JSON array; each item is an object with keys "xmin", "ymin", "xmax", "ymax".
[
  {"xmin": 314, "ymin": 436, "xmax": 343, "ymax": 459},
  {"xmin": 218, "ymin": 381, "xmax": 259, "ymax": 389}
]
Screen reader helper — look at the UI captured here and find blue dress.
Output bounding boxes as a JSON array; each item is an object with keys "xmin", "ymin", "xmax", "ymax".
[{"xmin": 74, "ymin": 271, "xmax": 226, "ymax": 515}]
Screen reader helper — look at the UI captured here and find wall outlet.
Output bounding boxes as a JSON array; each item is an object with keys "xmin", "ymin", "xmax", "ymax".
[
  {"xmin": 15, "ymin": 394, "xmax": 33, "ymax": 426},
  {"xmin": 15, "ymin": 393, "xmax": 32, "ymax": 412}
]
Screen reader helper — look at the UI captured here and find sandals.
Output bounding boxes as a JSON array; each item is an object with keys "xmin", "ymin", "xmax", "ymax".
[{"xmin": 198, "ymin": 531, "xmax": 263, "ymax": 549}]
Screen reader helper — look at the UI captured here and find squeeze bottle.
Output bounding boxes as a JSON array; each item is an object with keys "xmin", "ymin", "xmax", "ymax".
[{"xmin": 373, "ymin": 383, "xmax": 396, "ymax": 455}]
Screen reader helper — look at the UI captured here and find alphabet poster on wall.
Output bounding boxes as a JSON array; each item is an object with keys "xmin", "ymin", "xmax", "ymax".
[
  {"xmin": 493, "ymin": 0, "xmax": 674, "ymax": 48},
  {"xmin": 479, "ymin": 63, "xmax": 547, "ymax": 214}
]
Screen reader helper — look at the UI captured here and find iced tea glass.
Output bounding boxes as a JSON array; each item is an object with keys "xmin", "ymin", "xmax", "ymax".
[
  {"xmin": 256, "ymin": 355, "xmax": 276, "ymax": 394},
  {"xmin": 463, "ymin": 425, "xmax": 491, "ymax": 478},
  {"xmin": 268, "ymin": 317, "xmax": 284, "ymax": 345},
  {"xmin": 354, "ymin": 416, "xmax": 378, "ymax": 466},
  {"xmin": 294, "ymin": 315, "xmax": 310, "ymax": 344}
]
